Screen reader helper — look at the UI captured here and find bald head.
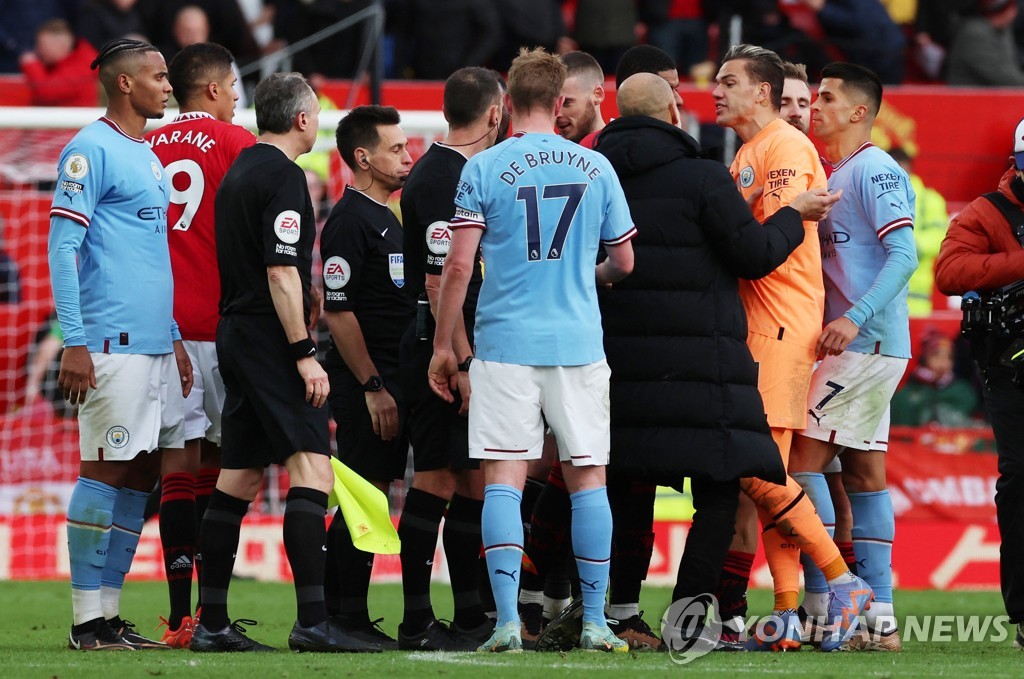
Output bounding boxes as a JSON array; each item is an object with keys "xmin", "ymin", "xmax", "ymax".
[{"xmin": 617, "ymin": 73, "xmax": 675, "ymax": 123}]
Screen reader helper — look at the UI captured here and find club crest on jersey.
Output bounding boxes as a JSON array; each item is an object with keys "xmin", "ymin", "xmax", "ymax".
[
  {"xmin": 106, "ymin": 426, "xmax": 129, "ymax": 449},
  {"xmin": 151, "ymin": 161, "xmax": 163, "ymax": 181},
  {"xmin": 739, "ymin": 166, "xmax": 755, "ymax": 189},
  {"xmin": 323, "ymin": 255, "xmax": 351, "ymax": 289},
  {"xmin": 389, "ymin": 253, "xmax": 405, "ymax": 288},
  {"xmin": 64, "ymin": 154, "xmax": 89, "ymax": 179},
  {"xmin": 426, "ymin": 221, "xmax": 451, "ymax": 255},
  {"xmin": 274, "ymin": 210, "xmax": 301, "ymax": 244}
]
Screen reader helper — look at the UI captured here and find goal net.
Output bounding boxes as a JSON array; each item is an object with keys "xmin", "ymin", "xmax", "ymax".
[{"xmin": 0, "ymin": 106, "xmax": 446, "ymax": 580}]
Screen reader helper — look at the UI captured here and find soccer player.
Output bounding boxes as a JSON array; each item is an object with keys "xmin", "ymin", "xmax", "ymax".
[
  {"xmin": 613, "ymin": 44, "xmax": 726, "ymax": 162},
  {"xmin": 145, "ymin": 41, "xmax": 256, "ymax": 648},
  {"xmin": 396, "ymin": 67, "xmax": 505, "ymax": 651},
  {"xmin": 713, "ymin": 44, "xmax": 872, "ymax": 651},
  {"xmin": 50, "ymin": 38, "xmax": 187, "ymax": 651},
  {"xmin": 428, "ymin": 47, "xmax": 636, "ymax": 654},
  {"xmin": 518, "ymin": 45, "xmax": 693, "ymax": 652},
  {"xmin": 526, "ymin": 52, "xmax": 605, "ymax": 630},
  {"xmin": 780, "ymin": 62, "xmax": 811, "ymax": 134},
  {"xmin": 320, "ymin": 105, "xmax": 414, "ymax": 651},
  {"xmin": 194, "ymin": 72, "xmax": 370, "ymax": 653},
  {"xmin": 616, "ymin": 45, "xmax": 685, "ymax": 116},
  {"xmin": 519, "ymin": 51, "xmax": 609, "ymax": 645},
  {"xmin": 789, "ymin": 62, "xmax": 918, "ymax": 652},
  {"xmin": 555, "ymin": 51, "xmax": 606, "ymax": 146},
  {"xmin": 779, "ymin": 60, "xmax": 862, "ymax": 618}
]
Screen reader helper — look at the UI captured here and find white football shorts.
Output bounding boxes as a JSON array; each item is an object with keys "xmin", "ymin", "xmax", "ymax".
[
  {"xmin": 801, "ymin": 351, "xmax": 908, "ymax": 452},
  {"xmin": 78, "ymin": 352, "xmax": 186, "ymax": 461},
  {"xmin": 182, "ymin": 340, "xmax": 224, "ymax": 445},
  {"xmin": 468, "ymin": 358, "xmax": 611, "ymax": 466}
]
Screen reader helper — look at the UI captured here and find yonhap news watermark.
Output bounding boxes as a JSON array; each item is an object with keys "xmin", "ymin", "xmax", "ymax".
[{"xmin": 661, "ymin": 594, "xmax": 1017, "ymax": 664}]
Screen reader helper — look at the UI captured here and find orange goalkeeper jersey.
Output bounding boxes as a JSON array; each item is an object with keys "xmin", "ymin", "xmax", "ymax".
[{"xmin": 731, "ymin": 118, "xmax": 827, "ymax": 426}]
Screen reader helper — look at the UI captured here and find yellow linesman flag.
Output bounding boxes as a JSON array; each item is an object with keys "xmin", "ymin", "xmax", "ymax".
[{"xmin": 327, "ymin": 457, "xmax": 400, "ymax": 555}]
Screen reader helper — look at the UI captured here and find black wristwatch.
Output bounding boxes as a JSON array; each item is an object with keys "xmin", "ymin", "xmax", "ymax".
[
  {"xmin": 289, "ymin": 337, "xmax": 317, "ymax": 361},
  {"xmin": 363, "ymin": 375, "xmax": 385, "ymax": 392},
  {"xmin": 457, "ymin": 356, "xmax": 474, "ymax": 372}
]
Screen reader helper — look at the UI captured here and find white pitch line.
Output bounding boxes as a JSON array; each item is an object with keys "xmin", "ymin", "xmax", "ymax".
[{"xmin": 403, "ymin": 654, "xmax": 1003, "ymax": 678}]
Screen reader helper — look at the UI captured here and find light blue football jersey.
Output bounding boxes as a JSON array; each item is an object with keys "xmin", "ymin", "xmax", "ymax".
[
  {"xmin": 451, "ymin": 133, "xmax": 635, "ymax": 366},
  {"xmin": 819, "ymin": 143, "xmax": 916, "ymax": 358},
  {"xmin": 49, "ymin": 118, "xmax": 176, "ymax": 355}
]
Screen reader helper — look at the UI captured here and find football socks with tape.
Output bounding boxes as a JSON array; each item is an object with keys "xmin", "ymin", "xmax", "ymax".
[{"xmin": 67, "ymin": 477, "xmax": 118, "ymax": 626}]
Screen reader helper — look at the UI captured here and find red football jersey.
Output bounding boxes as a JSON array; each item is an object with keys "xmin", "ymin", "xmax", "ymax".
[{"xmin": 147, "ymin": 112, "xmax": 256, "ymax": 340}]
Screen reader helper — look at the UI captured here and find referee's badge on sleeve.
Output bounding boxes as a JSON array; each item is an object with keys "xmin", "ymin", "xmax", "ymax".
[
  {"xmin": 274, "ymin": 210, "xmax": 301, "ymax": 244},
  {"xmin": 323, "ymin": 255, "xmax": 350, "ymax": 289},
  {"xmin": 426, "ymin": 221, "xmax": 451, "ymax": 255},
  {"xmin": 389, "ymin": 253, "xmax": 405, "ymax": 288}
]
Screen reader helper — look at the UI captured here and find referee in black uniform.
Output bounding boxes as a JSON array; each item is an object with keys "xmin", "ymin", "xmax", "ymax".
[
  {"xmin": 321, "ymin": 105, "xmax": 415, "ymax": 649},
  {"xmin": 193, "ymin": 72, "xmax": 376, "ymax": 654},
  {"xmin": 395, "ymin": 67, "xmax": 506, "ymax": 651}
]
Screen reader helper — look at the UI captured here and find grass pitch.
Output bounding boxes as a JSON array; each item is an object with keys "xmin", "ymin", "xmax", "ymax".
[{"xmin": 2, "ymin": 580, "xmax": 1017, "ymax": 678}]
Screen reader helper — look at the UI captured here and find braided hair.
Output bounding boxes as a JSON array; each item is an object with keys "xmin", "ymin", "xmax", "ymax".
[{"xmin": 90, "ymin": 38, "xmax": 159, "ymax": 71}]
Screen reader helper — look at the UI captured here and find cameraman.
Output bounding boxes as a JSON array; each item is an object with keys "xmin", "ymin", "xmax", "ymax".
[{"xmin": 935, "ymin": 118, "xmax": 1024, "ymax": 649}]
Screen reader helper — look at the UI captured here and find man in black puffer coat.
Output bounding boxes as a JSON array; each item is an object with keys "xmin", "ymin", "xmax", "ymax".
[{"xmin": 594, "ymin": 73, "xmax": 839, "ymax": 614}]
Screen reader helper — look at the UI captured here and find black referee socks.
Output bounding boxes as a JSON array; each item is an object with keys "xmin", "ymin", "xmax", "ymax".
[
  {"xmin": 283, "ymin": 487, "xmax": 330, "ymax": 628},
  {"xmin": 197, "ymin": 489, "xmax": 250, "ymax": 630},
  {"xmin": 443, "ymin": 494, "xmax": 488, "ymax": 630},
  {"xmin": 325, "ymin": 506, "xmax": 374, "ymax": 626},
  {"xmin": 398, "ymin": 488, "xmax": 448, "ymax": 632}
]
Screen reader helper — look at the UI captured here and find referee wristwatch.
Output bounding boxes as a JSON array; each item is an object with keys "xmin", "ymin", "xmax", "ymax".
[
  {"xmin": 457, "ymin": 356, "xmax": 474, "ymax": 372},
  {"xmin": 363, "ymin": 375, "xmax": 385, "ymax": 392},
  {"xmin": 289, "ymin": 337, "xmax": 317, "ymax": 361}
]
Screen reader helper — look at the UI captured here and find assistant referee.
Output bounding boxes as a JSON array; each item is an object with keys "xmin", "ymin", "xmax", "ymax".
[{"xmin": 321, "ymin": 105, "xmax": 415, "ymax": 649}]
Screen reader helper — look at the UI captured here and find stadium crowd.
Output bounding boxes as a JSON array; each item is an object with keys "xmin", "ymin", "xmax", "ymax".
[{"xmin": 7, "ymin": 0, "xmax": 1024, "ymax": 105}]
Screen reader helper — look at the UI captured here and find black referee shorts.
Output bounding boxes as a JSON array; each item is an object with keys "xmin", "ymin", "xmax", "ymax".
[
  {"xmin": 399, "ymin": 325, "xmax": 478, "ymax": 473},
  {"xmin": 216, "ymin": 314, "xmax": 330, "ymax": 469},
  {"xmin": 326, "ymin": 354, "xmax": 409, "ymax": 483}
]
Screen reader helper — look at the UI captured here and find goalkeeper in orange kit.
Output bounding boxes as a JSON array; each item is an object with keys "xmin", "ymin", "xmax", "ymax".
[{"xmin": 711, "ymin": 44, "xmax": 873, "ymax": 652}]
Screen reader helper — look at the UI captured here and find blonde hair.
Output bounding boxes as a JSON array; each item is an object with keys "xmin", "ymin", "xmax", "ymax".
[
  {"xmin": 508, "ymin": 47, "xmax": 567, "ymax": 113},
  {"xmin": 782, "ymin": 62, "xmax": 809, "ymax": 83}
]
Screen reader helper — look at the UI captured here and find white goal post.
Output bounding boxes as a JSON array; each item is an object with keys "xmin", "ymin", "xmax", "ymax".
[{"xmin": 0, "ymin": 106, "xmax": 448, "ymax": 151}]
